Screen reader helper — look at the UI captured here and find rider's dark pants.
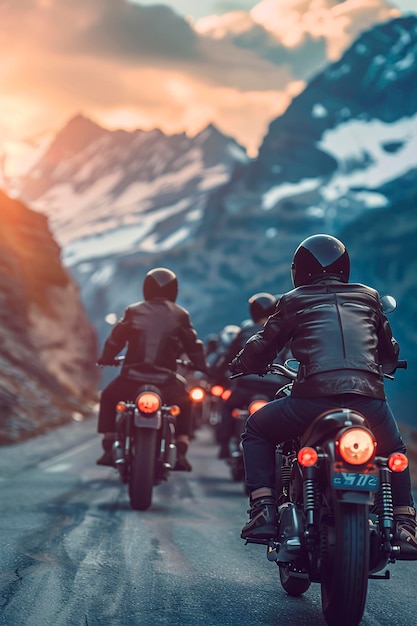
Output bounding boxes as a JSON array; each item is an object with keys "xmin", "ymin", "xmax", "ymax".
[
  {"xmin": 98, "ymin": 375, "xmax": 192, "ymax": 437},
  {"xmin": 242, "ymin": 394, "xmax": 414, "ymax": 508}
]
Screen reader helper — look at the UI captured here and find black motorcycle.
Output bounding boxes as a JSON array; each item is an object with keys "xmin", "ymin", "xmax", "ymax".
[
  {"xmin": 233, "ymin": 294, "xmax": 413, "ymax": 626},
  {"xmin": 235, "ymin": 356, "xmax": 411, "ymax": 626},
  {"xmin": 228, "ymin": 395, "xmax": 269, "ymax": 483},
  {"xmin": 104, "ymin": 358, "xmax": 194, "ymax": 511}
]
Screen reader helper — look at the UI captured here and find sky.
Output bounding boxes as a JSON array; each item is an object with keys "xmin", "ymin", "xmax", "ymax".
[
  {"xmin": 0, "ymin": 0, "xmax": 415, "ymax": 165},
  {"xmin": 136, "ymin": 0, "xmax": 417, "ymax": 20}
]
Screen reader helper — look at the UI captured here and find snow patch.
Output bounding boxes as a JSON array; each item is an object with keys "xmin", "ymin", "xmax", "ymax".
[
  {"xmin": 262, "ymin": 179, "xmax": 320, "ymax": 210},
  {"xmin": 318, "ymin": 113, "xmax": 417, "ymax": 190}
]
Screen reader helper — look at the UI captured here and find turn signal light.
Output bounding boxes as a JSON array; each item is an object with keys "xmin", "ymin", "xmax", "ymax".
[
  {"xmin": 136, "ymin": 392, "xmax": 161, "ymax": 414},
  {"xmin": 190, "ymin": 387, "xmax": 205, "ymax": 402},
  {"xmin": 248, "ymin": 399, "xmax": 268, "ymax": 415},
  {"xmin": 338, "ymin": 428, "xmax": 376, "ymax": 465},
  {"xmin": 116, "ymin": 402, "xmax": 127, "ymax": 412},
  {"xmin": 222, "ymin": 389, "xmax": 232, "ymax": 401},
  {"xmin": 298, "ymin": 447, "xmax": 318, "ymax": 467},
  {"xmin": 388, "ymin": 452, "xmax": 408, "ymax": 472},
  {"xmin": 169, "ymin": 405, "xmax": 181, "ymax": 417},
  {"xmin": 211, "ymin": 385, "xmax": 224, "ymax": 397}
]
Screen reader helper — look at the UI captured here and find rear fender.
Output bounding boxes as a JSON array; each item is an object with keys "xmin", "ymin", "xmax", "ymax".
[
  {"xmin": 302, "ymin": 409, "xmax": 369, "ymax": 447},
  {"xmin": 320, "ymin": 440, "xmax": 376, "ymax": 505}
]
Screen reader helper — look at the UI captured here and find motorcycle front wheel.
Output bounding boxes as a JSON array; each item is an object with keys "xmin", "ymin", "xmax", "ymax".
[
  {"xmin": 320, "ymin": 502, "xmax": 369, "ymax": 626},
  {"xmin": 129, "ymin": 428, "xmax": 157, "ymax": 511}
]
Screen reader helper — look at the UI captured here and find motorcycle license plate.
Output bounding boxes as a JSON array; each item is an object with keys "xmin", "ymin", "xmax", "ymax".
[{"xmin": 331, "ymin": 471, "xmax": 379, "ymax": 491}]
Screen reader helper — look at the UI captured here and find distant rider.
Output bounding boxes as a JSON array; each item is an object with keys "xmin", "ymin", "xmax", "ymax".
[
  {"xmin": 96, "ymin": 267, "xmax": 208, "ymax": 471},
  {"xmin": 230, "ymin": 234, "xmax": 417, "ymax": 558},
  {"xmin": 207, "ymin": 324, "xmax": 241, "ymax": 385},
  {"xmin": 211, "ymin": 293, "xmax": 284, "ymax": 459}
]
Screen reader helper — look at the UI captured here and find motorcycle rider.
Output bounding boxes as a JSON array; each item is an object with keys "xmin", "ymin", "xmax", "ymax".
[
  {"xmin": 230, "ymin": 234, "xmax": 417, "ymax": 558},
  {"xmin": 207, "ymin": 324, "xmax": 241, "ymax": 380},
  {"xmin": 211, "ymin": 293, "xmax": 283, "ymax": 459},
  {"xmin": 96, "ymin": 267, "xmax": 208, "ymax": 471}
]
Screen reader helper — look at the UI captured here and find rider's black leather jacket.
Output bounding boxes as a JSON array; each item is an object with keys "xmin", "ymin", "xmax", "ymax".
[
  {"xmin": 232, "ymin": 279, "xmax": 399, "ymax": 400},
  {"xmin": 98, "ymin": 298, "xmax": 207, "ymax": 379}
]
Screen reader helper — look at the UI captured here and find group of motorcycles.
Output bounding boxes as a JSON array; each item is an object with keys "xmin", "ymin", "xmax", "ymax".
[{"xmin": 99, "ymin": 296, "xmax": 415, "ymax": 626}]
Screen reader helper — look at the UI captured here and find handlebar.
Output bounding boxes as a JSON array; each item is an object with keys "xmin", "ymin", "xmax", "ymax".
[
  {"xmin": 231, "ymin": 359, "xmax": 408, "ymax": 381},
  {"xmin": 230, "ymin": 360, "xmax": 298, "ymax": 381},
  {"xmin": 97, "ymin": 356, "xmax": 200, "ymax": 369}
]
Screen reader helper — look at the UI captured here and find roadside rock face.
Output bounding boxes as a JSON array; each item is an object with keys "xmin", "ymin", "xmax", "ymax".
[{"xmin": 0, "ymin": 190, "xmax": 99, "ymax": 443}]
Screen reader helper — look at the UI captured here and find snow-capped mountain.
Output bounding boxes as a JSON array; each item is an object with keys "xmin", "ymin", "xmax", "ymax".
[
  {"xmin": 18, "ymin": 116, "xmax": 248, "ymax": 266},
  {"xmin": 200, "ymin": 16, "xmax": 417, "ymax": 254},
  {"xmin": 249, "ymin": 14, "xmax": 417, "ymax": 227}
]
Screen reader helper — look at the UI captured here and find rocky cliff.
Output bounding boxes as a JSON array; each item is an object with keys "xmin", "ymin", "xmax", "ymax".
[{"xmin": 0, "ymin": 190, "xmax": 99, "ymax": 443}]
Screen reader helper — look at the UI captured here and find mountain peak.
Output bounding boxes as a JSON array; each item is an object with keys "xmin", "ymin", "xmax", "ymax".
[{"xmin": 54, "ymin": 114, "xmax": 107, "ymax": 153}]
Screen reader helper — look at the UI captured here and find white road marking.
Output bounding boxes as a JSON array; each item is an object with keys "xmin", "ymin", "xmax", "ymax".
[{"xmin": 44, "ymin": 463, "xmax": 72, "ymax": 473}]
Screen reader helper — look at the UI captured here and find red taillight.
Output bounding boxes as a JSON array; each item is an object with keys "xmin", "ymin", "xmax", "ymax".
[
  {"xmin": 116, "ymin": 402, "xmax": 127, "ymax": 412},
  {"xmin": 190, "ymin": 387, "xmax": 205, "ymax": 402},
  {"xmin": 136, "ymin": 392, "xmax": 161, "ymax": 414},
  {"xmin": 337, "ymin": 428, "xmax": 376, "ymax": 465},
  {"xmin": 248, "ymin": 399, "xmax": 268, "ymax": 415},
  {"xmin": 221, "ymin": 389, "xmax": 232, "ymax": 401},
  {"xmin": 388, "ymin": 453, "xmax": 408, "ymax": 472},
  {"xmin": 298, "ymin": 447, "xmax": 318, "ymax": 467},
  {"xmin": 211, "ymin": 385, "xmax": 224, "ymax": 397}
]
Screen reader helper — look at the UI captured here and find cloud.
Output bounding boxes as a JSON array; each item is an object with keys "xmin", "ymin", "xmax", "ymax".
[
  {"xmin": 0, "ymin": 0, "xmax": 200, "ymax": 60},
  {"xmin": 0, "ymin": 0, "xmax": 401, "ymax": 154},
  {"xmin": 197, "ymin": 0, "xmax": 400, "ymax": 64},
  {"xmin": 250, "ymin": 0, "xmax": 400, "ymax": 60}
]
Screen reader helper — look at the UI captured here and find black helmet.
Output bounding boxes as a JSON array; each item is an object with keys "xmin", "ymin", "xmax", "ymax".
[
  {"xmin": 143, "ymin": 267, "xmax": 178, "ymax": 302},
  {"xmin": 291, "ymin": 234, "xmax": 350, "ymax": 288},
  {"xmin": 248, "ymin": 292, "xmax": 277, "ymax": 322}
]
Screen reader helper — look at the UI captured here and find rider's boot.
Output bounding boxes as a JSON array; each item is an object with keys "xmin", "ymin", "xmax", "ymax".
[
  {"xmin": 96, "ymin": 433, "xmax": 116, "ymax": 466},
  {"xmin": 241, "ymin": 491, "xmax": 278, "ymax": 541},
  {"xmin": 174, "ymin": 440, "xmax": 192, "ymax": 471},
  {"xmin": 393, "ymin": 506, "xmax": 417, "ymax": 559}
]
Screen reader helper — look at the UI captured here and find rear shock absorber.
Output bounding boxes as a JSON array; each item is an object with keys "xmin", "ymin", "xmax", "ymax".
[
  {"xmin": 376, "ymin": 465, "xmax": 394, "ymax": 556},
  {"xmin": 281, "ymin": 455, "xmax": 292, "ymax": 496},
  {"xmin": 303, "ymin": 466, "xmax": 319, "ymax": 546}
]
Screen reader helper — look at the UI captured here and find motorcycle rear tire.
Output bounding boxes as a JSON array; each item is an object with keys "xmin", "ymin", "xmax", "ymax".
[
  {"xmin": 278, "ymin": 563, "xmax": 311, "ymax": 596},
  {"xmin": 320, "ymin": 502, "xmax": 369, "ymax": 626},
  {"xmin": 129, "ymin": 428, "xmax": 157, "ymax": 511}
]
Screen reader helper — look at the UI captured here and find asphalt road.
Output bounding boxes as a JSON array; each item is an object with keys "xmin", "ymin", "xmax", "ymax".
[{"xmin": 0, "ymin": 417, "xmax": 416, "ymax": 626}]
